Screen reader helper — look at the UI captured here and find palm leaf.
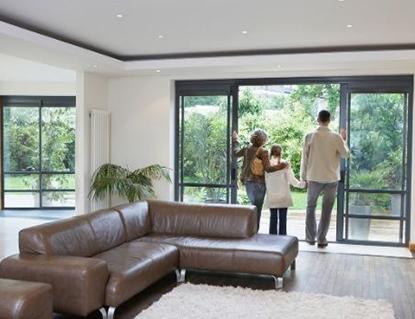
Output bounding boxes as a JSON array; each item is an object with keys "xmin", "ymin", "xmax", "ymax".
[{"xmin": 89, "ymin": 163, "xmax": 171, "ymax": 203}]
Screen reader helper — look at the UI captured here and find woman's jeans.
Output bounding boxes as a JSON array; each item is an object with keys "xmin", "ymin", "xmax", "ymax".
[
  {"xmin": 269, "ymin": 208, "xmax": 288, "ymax": 235},
  {"xmin": 245, "ymin": 181, "xmax": 266, "ymax": 231}
]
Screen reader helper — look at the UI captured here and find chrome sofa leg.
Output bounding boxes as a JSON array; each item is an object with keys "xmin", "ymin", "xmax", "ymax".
[
  {"xmin": 271, "ymin": 276, "xmax": 284, "ymax": 290},
  {"xmin": 98, "ymin": 307, "xmax": 107, "ymax": 319},
  {"xmin": 107, "ymin": 306, "xmax": 116, "ymax": 319},
  {"xmin": 175, "ymin": 269, "xmax": 186, "ymax": 283},
  {"xmin": 291, "ymin": 260, "xmax": 296, "ymax": 270}
]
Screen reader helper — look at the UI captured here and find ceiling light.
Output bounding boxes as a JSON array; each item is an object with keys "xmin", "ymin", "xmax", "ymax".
[
  {"xmin": 346, "ymin": 24, "xmax": 353, "ymax": 28},
  {"xmin": 93, "ymin": 65, "xmax": 97, "ymax": 68},
  {"xmin": 338, "ymin": 0, "xmax": 345, "ymax": 2},
  {"xmin": 241, "ymin": 30, "xmax": 248, "ymax": 35},
  {"xmin": 277, "ymin": 65, "xmax": 281, "ymax": 69},
  {"xmin": 116, "ymin": 13, "xmax": 123, "ymax": 18},
  {"xmin": 158, "ymin": 35, "xmax": 164, "ymax": 39},
  {"xmin": 156, "ymin": 69, "xmax": 161, "ymax": 73}
]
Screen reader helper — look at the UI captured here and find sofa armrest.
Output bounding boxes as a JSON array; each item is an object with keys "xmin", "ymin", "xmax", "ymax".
[{"xmin": 0, "ymin": 254, "xmax": 109, "ymax": 317}]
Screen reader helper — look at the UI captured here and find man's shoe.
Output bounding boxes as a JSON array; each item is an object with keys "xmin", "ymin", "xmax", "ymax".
[
  {"xmin": 317, "ymin": 242, "xmax": 328, "ymax": 248},
  {"xmin": 306, "ymin": 240, "xmax": 316, "ymax": 246}
]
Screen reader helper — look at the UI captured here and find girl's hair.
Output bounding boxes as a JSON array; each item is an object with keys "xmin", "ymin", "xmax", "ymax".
[
  {"xmin": 270, "ymin": 144, "xmax": 282, "ymax": 156},
  {"xmin": 250, "ymin": 129, "xmax": 267, "ymax": 147}
]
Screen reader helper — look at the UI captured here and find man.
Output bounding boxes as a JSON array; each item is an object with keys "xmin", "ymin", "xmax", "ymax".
[{"xmin": 300, "ymin": 110, "xmax": 349, "ymax": 248}]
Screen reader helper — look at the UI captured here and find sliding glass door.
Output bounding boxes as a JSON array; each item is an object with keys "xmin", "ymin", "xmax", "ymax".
[
  {"xmin": 341, "ymin": 84, "xmax": 411, "ymax": 245},
  {"xmin": 175, "ymin": 76, "xmax": 413, "ymax": 246},
  {"xmin": 176, "ymin": 84, "xmax": 237, "ymax": 203},
  {"xmin": 2, "ymin": 96, "xmax": 76, "ymax": 209}
]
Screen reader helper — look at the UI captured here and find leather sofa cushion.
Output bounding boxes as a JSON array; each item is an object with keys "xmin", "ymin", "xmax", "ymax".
[
  {"xmin": 0, "ymin": 254, "xmax": 108, "ymax": 317},
  {"xmin": 0, "ymin": 278, "xmax": 52, "ymax": 319},
  {"xmin": 148, "ymin": 200, "xmax": 257, "ymax": 238},
  {"xmin": 138, "ymin": 233, "xmax": 298, "ymax": 276},
  {"xmin": 19, "ymin": 215, "xmax": 98, "ymax": 257},
  {"xmin": 19, "ymin": 209, "xmax": 126, "ymax": 257},
  {"xmin": 86, "ymin": 209, "xmax": 126, "ymax": 252},
  {"xmin": 93, "ymin": 241, "xmax": 178, "ymax": 307},
  {"xmin": 114, "ymin": 201, "xmax": 151, "ymax": 241}
]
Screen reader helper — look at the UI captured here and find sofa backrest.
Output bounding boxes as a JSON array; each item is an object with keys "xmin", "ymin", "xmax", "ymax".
[
  {"xmin": 19, "ymin": 209, "xmax": 126, "ymax": 257},
  {"xmin": 113, "ymin": 201, "xmax": 151, "ymax": 241},
  {"xmin": 148, "ymin": 200, "xmax": 257, "ymax": 238}
]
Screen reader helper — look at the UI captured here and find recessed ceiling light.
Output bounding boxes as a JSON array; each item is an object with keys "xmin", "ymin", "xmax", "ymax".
[
  {"xmin": 116, "ymin": 13, "xmax": 123, "ymax": 18},
  {"xmin": 156, "ymin": 69, "xmax": 161, "ymax": 73},
  {"xmin": 158, "ymin": 35, "xmax": 164, "ymax": 39},
  {"xmin": 346, "ymin": 24, "xmax": 353, "ymax": 28},
  {"xmin": 277, "ymin": 65, "xmax": 282, "ymax": 69},
  {"xmin": 93, "ymin": 65, "xmax": 97, "ymax": 68},
  {"xmin": 241, "ymin": 30, "xmax": 248, "ymax": 35},
  {"xmin": 338, "ymin": 0, "xmax": 345, "ymax": 2}
]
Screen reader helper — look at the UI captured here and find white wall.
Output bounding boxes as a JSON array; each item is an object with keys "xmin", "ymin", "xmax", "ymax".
[
  {"xmin": 107, "ymin": 69, "xmax": 415, "ymax": 244},
  {"xmin": 108, "ymin": 76, "xmax": 174, "ymax": 206},
  {"xmin": 0, "ymin": 81, "xmax": 75, "ymax": 96},
  {"xmin": 75, "ymin": 72, "xmax": 108, "ymax": 214}
]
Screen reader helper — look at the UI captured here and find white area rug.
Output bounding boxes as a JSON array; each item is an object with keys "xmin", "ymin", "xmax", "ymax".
[{"xmin": 137, "ymin": 284, "xmax": 395, "ymax": 319}]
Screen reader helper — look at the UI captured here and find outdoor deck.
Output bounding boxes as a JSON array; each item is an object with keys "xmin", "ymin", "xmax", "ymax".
[{"xmin": 258, "ymin": 209, "xmax": 401, "ymax": 243}]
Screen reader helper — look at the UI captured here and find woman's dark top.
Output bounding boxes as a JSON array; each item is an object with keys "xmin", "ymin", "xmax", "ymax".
[{"xmin": 234, "ymin": 142, "xmax": 284, "ymax": 184}]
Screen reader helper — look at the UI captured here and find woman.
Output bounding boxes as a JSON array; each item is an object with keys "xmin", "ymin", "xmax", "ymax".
[
  {"xmin": 265, "ymin": 144, "xmax": 305, "ymax": 235},
  {"xmin": 233, "ymin": 129, "xmax": 287, "ymax": 231}
]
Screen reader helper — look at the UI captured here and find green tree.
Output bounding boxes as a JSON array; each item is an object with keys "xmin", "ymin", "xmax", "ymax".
[{"xmin": 239, "ymin": 87, "xmax": 264, "ymax": 117}]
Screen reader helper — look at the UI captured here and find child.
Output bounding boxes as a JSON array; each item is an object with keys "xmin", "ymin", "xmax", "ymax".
[{"xmin": 265, "ymin": 144, "xmax": 305, "ymax": 235}]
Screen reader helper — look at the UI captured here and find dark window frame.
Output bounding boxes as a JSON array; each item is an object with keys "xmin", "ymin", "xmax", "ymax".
[
  {"xmin": 1, "ymin": 96, "xmax": 76, "ymax": 209},
  {"xmin": 175, "ymin": 75, "xmax": 413, "ymax": 247}
]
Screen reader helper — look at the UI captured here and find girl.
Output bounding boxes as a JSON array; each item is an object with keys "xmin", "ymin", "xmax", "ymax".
[{"xmin": 265, "ymin": 144, "xmax": 305, "ymax": 235}]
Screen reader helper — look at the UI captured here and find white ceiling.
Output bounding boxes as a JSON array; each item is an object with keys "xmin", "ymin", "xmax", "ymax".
[{"xmin": 0, "ymin": 0, "xmax": 414, "ymax": 58}]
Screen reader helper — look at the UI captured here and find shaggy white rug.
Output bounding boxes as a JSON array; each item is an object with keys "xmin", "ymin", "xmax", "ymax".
[{"xmin": 137, "ymin": 284, "xmax": 395, "ymax": 319}]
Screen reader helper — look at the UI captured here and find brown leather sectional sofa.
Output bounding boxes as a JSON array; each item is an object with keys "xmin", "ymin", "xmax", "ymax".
[{"xmin": 0, "ymin": 200, "xmax": 298, "ymax": 319}]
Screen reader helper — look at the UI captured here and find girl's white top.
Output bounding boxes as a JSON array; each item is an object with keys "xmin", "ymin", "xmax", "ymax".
[{"xmin": 265, "ymin": 157, "xmax": 306, "ymax": 208}]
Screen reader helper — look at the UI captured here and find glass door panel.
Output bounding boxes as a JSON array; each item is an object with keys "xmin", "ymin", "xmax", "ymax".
[
  {"xmin": 344, "ymin": 92, "xmax": 408, "ymax": 244},
  {"xmin": 2, "ymin": 97, "xmax": 76, "ymax": 209},
  {"xmin": 177, "ymin": 93, "xmax": 233, "ymax": 203}
]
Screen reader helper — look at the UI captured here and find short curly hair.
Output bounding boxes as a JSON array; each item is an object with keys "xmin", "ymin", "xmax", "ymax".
[{"xmin": 250, "ymin": 129, "xmax": 267, "ymax": 147}]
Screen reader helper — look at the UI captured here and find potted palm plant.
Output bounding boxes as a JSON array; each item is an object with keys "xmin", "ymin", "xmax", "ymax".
[{"xmin": 89, "ymin": 163, "xmax": 171, "ymax": 203}]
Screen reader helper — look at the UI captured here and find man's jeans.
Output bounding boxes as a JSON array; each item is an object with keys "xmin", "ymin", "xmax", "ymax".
[
  {"xmin": 306, "ymin": 181, "xmax": 338, "ymax": 244},
  {"xmin": 245, "ymin": 181, "xmax": 266, "ymax": 231}
]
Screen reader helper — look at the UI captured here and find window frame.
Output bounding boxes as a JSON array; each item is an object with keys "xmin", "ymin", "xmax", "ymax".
[{"xmin": 1, "ymin": 96, "xmax": 76, "ymax": 209}]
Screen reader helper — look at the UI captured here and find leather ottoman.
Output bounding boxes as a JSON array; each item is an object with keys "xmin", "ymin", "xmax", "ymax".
[{"xmin": 0, "ymin": 278, "xmax": 53, "ymax": 319}]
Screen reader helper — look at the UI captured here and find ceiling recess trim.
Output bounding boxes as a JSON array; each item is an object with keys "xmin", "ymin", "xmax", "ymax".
[{"xmin": 2, "ymin": 16, "xmax": 415, "ymax": 62}]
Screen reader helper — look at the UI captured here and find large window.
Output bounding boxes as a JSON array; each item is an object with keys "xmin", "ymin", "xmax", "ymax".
[
  {"xmin": 2, "ymin": 96, "xmax": 76, "ymax": 209},
  {"xmin": 176, "ymin": 76, "xmax": 413, "ymax": 246}
]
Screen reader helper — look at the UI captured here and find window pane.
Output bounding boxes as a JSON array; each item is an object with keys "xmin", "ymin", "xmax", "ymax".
[
  {"xmin": 349, "ymin": 93, "xmax": 405, "ymax": 190},
  {"xmin": 348, "ymin": 192, "xmax": 403, "ymax": 217},
  {"xmin": 41, "ymin": 107, "xmax": 76, "ymax": 172},
  {"xmin": 4, "ymin": 192, "xmax": 40, "ymax": 208},
  {"xmin": 348, "ymin": 218, "xmax": 400, "ymax": 242},
  {"xmin": 183, "ymin": 187, "xmax": 227, "ymax": 204},
  {"xmin": 3, "ymin": 107, "xmax": 39, "ymax": 172},
  {"xmin": 42, "ymin": 191, "xmax": 75, "ymax": 207},
  {"xmin": 183, "ymin": 96, "xmax": 228, "ymax": 184},
  {"xmin": 42, "ymin": 174, "xmax": 75, "ymax": 190},
  {"xmin": 4, "ymin": 174, "xmax": 39, "ymax": 190}
]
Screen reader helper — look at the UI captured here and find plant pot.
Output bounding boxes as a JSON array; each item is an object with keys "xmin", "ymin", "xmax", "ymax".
[{"xmin": 349, "ymin": 205, "xmax": 371, "ymax": 240}]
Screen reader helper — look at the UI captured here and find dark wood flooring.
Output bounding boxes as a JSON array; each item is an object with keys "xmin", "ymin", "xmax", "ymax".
[{"xmin": 53, "ymin": 251, "xmax": 415, "ymax": 319}]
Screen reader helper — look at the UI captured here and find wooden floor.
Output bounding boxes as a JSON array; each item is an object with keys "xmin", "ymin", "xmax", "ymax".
[{"xmin": 1, "ymin": 217, "xmax": 414, "ymax": 319}]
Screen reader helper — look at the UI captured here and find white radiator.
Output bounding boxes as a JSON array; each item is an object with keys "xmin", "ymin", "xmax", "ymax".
[{"xmin": 90, "ymin": 109, "xmax": 111, "ymax": 211}]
